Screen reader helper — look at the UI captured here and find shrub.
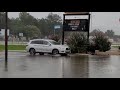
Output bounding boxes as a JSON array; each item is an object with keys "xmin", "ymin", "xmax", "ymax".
[
  {"xmin": 67, "ymin": 32, "xmax": 88, "ymax": 53},
  {"xmin": 87, "ymin": 42, "xmax": 96, "ymax": 54},
  {"xmin": 92, "ymin": 30, "xmax": 111, "ymax": 52}
]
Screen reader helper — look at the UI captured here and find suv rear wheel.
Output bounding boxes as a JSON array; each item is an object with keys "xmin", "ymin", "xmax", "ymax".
[{"xmin": 29, "ymin": 48, "xmax": 36, "ymax": 56}]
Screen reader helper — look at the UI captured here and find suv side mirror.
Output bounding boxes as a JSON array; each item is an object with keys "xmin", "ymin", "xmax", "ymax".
[{"xmin": 49, "ymin": 44, "xmax": 51, "ymax": 46}]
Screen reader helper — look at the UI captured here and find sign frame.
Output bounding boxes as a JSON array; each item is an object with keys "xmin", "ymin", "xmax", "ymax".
[
  {"xmin": 62, "ymin": 13, "xmax": 91, "ymax": 45},
  {"xmin": 19, "ymin": 33, "xmax": 23, "ymax": 37},
  {"xmin": 63, "ymin": 19, "xmax": 89, "ymax": 32}
]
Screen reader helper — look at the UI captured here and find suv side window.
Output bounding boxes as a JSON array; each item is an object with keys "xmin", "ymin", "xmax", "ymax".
[
  {"xmin": 43, "ymin": 41, "xmax": 49, "ymax": 45},
  {"xmin": 31, "ymin": 40, "xmax": 41, "ymax": 44},
  {"xmin": 39, "ymin": 40, "xmax": 43, "ymax": 44}
]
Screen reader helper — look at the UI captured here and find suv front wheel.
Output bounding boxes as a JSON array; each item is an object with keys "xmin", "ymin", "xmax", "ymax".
[{"xmin": 52, "ymin": 49, "xmax": 59, "ymax": 55}]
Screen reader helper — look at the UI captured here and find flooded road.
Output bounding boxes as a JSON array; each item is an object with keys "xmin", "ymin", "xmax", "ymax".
[
  {"xmin": 0, "ymin": 52, "xmax": 120, "ymax": 78},
  {"xmin": 64, "ymin": 55, "xmax": 120, "ymax": 78}
]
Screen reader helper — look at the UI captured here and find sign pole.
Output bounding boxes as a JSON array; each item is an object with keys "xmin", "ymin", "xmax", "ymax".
[
  {"xmin": 5, "ymin": 12, "xmax": 8, "ymax": 69},
  {"xmin": 87, "ymin": 14, "xmax": 91, "ymax": 53}
]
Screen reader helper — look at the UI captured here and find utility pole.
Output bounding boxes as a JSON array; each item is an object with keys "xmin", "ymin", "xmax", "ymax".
[
  {"xmin": 0, "ymin": 13, "xmax": 1, "ymax": 31},
  {"xmin": 62, "ymin": 14, "xmax": 65, "ymax": 45},
  {"xmin": 5, "ymin": 12, "xmax": 8, "ymax": 69}
]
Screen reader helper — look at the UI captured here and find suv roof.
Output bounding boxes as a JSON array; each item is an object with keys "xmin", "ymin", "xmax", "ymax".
[{"xmin": 30, "ymin": 39, "xmax": 55, "ymax": 42}]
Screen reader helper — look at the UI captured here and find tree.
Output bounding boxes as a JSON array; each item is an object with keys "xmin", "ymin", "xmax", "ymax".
[
  {"xmin": 90, "ymin": 29, "xmax": 105, "ymax": 36},
  {"xmin": 0, "ymin": 12, "xmax": 5, "ymax": 29},
  {"xmin": 9, "ymin": 12, "xmax": 41, "ymax": 38},
  {"xmin": 19, "ymin": 12, "xmax": 38, "ymax": 26},
  {"xmin": 37, "ymin": 18, "xmax": 50, "ymax": 37},
  {"xmin": 0, "ymin": 12, "xmax": 9, "ymax": 29},
  {"xmin": 105, "ymin": 30, "xmax": 114, "ymax": 38},
  {"xmin": 46, "ymin": 13, "xmax": 62, "ymax": 36},
  {"xmin": 8, "ymin": 18, "xmax": 23, "ymax": 36},
  {"xmin": 9, "ymin": 17, "xmax": 41, "ymax": 40},
  {"xmin": 47, "ymin": 12, "xmax": 62, "ymax": 23},
  {"xmin": 23, "ymin": 25, "xmax": 41, "ymax": 40},
  {"xmin": 36, "ymin": 13, "xmax": 62, "ymax": 38},
  {"xmin": 113, "ymin": 35, "xmax": 120, "ymax": 42},
  {"xmin": 7, "ymin": 12, "xmax": 63, "ymax": 40}
]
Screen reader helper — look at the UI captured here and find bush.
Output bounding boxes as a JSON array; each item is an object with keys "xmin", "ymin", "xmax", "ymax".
[
  {"xmin": 67, "ymin": 32, "xmax": 88, "ymax": 53},
  {"xmin": 92, "ymin": 30, "xmax": 111, "ymax": 52},
  {"xmin": 87, "ymin": 43, "xmax": 95, "ymax": 54}
]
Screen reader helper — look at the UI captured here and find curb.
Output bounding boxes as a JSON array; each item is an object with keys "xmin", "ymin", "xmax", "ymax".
[
  {"xmin": 8, "ymin": 50, "xmax": 26, "ymax": 52},
  {"xmin": 0, "ymin": 50, "xmax": 26, "ymax": 52},
  {"xmin": 69, "ymin": 53, "xmax": 89, "ymax": 56}
]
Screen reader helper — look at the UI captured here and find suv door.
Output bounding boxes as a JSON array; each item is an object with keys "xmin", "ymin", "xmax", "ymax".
[
  {"xmin": 42, "ymin": 41, "xmax": 51, "ymax": 53},
  {"xmin": 39, "ymin": 40, "xmax": 44, "ymax": 52},
  {"xmin": 31, "ymin": 40, "xmax": 41, "ymax": 52}
]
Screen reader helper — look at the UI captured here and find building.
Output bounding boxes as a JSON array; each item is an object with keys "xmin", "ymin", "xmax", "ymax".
[{"xmin": 0, "ymin": 29, "xmax": 9, "ymax": 36}]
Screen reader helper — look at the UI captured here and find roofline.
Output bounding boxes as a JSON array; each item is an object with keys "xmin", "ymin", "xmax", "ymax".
[{"xmin": 30, "ymin": 39, "xmax": 55, "ymax": 41}]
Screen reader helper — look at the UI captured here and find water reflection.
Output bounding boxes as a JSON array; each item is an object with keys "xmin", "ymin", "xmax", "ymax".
[
  {"xmin": 89, "ymin": 55, "xmax": 120, "ymax": 78},
  {"xmin": 4, "ymin": 64, "xmax": 8, "ymax": 71},
  {"xmin": 18, "ymin": 58, "xmax": 28, "ymax": 71},
  {"xmin": 63, "ymin": 55, "xmax": 89, "ymax": 78},
  {"xmin": 63, "ymin": 55, "xmax": 120, "ymax": 78}
]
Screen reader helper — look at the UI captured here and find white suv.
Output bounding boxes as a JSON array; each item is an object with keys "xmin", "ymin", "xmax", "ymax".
[{"xmin": 26, "ymin": 39, "xmax": 71, "ymax": 56}]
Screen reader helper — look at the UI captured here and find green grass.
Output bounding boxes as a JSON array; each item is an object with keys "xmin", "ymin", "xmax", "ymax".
[
  {"xmin": 112, "ymin": 46, "xmax": 120, "ymax": 48},
  {"xmin": 0, "ymin": 45, "xmax": 26, "ymax": 51}
]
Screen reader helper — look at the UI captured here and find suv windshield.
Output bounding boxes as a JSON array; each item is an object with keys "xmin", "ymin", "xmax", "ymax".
[{"xmin": 49, "ymin": 40, "xmax": 60, "ymax": 45}]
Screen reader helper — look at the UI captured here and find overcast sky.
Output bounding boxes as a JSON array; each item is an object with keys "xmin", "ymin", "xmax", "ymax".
[{"xmin": 8, "ymin": 12, "xmax": 120, "ymax": 35}]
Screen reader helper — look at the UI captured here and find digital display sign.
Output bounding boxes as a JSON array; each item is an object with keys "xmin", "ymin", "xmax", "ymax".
[{"xmin": 63, "ymin": 19, "xmax": 89, "ymax": 31}]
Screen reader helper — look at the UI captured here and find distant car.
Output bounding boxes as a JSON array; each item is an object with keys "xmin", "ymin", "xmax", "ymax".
[{"xmin": 26, "ymin": 39, "xmax": 71, "ymax": 56}]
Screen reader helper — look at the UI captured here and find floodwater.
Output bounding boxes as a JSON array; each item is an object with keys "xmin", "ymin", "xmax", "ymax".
[
  {"xmin": 64, "ymin": 55, "xmax": 120, "ymax": 78},
  {"xmin": 0, "ymin": 52, "xmax": 120, "ymax": 78}
]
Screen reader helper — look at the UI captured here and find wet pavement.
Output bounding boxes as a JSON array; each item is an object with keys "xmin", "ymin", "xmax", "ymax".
[{"xmin": 0, "ymin": 52, "xmax": 120, "ymax": 78}]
